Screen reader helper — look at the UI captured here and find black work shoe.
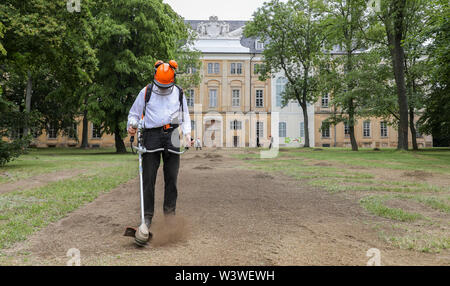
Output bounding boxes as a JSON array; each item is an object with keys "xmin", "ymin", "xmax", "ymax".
[{"xmin": 144, "ymin": 216, "xmax": 152, "ymax": 228}]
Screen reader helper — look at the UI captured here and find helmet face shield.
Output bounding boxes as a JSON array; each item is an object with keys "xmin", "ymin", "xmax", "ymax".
[{"xmin": 154, "ymin": 61, "xmax": 176, "ymax": 88}]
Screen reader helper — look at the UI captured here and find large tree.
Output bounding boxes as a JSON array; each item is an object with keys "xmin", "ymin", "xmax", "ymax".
[
  {"xmin": 418, "ymin": 0, "xmax": 450, "ymax": 146},
  {"xmin": 244, "ymin": 0, "xmax": 326, "ymax": 147},
  {"xmin": 367, "ymin": 0, "xmax": 411, "ymax": 150},
  {"xmin": 0, "ymin": 0, "xmax": 97, "ymax": 142},
  {"xmin": 88, "ymin": 0, "xmax": 195, "ymax": 153},
  {"xmin": 320, "ymin": 0, "xmax": 370, "ymax": 151}
]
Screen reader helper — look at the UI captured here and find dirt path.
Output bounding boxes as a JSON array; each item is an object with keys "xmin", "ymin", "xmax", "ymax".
[{"xmin": 2, "ymin": 150, "xmax": 448, "ymax": 265}]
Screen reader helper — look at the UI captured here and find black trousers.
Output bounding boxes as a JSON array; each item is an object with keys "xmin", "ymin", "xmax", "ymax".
[{"xmin": 142, "ymin": 127, "xmax": 180, "ymax": 225}]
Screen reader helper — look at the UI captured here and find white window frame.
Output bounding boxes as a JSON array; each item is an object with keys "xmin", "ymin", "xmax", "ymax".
[
  {"xmin": 321, "ymin": 123, "xmax": 330, "ymax": 138},
  {"xmin": 256, "ymin": 89, "xmax": 264, "ymax": 108},
  {"xmin": 363, "ymin": 121, "xmax": 371, "ymax": 137},
  {"xmin": 230, "ymin": 120, "xmax": 242, "ymax": 130},
  {"xmin": 186, "ymin": 89, "xmax": 194, "ymax": 107},
  {"xmin": 92, "ymin": 123, "xmax": 102, "ymax": 139},
  {"xmin": 255, "ymin": 40, "xmax": 264, "ymax": 50},
  {"xmin": 279, "ymin": 122, "xmax": 287, "ymax": 138},
  {"xmin": 256, "ymin": 121, "xmax": 264, "ymax": 138},
  {"xmin": 300, "ymin": 122, "xmax": 305, "ymax": 138},
  {"xmin": 209, "ymin": 89, "xmax": 218, "ymax": 108},
  {"xmin": 232, "ymin": 89, "xmax": 240, "ymax": 107},
  {"xmin": 276, "ymin": 77, "xmax": 287, "ymax": 107},
  {"xmin": 230, "ymin": 63, "xmax": 242, "ymax": 75},
  {"xmin": 322, "ymin": 94, "xmax": 329, "ymax": 108},
  {"xmin": 380, "ymin": 121, "xmax": 388, "ymax": 137},
  {"xmin": 208, "ymin": 63, "xmax": 220, "ymax": 74},
  {"xmin": 214, "ymin": 63, "xmax": 220, "ymax": 74},
  {"xmin": 48, "ymin": 123, "xmax": 57, "ymax": 139},
  {"xmin": 344, "ymin": 121, "xmax": 350, "ymax": 136}
]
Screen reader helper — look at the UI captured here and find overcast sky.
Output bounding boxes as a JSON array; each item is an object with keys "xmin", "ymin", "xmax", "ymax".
[{"xmin": 162, "ymin": 0, "xmax": 270, "ymax": 20}]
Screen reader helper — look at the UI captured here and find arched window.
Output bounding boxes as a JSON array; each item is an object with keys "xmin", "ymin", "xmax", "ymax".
[{"xmin": 276, "ymin": 77, "xmax": 287, "ymax": 107}]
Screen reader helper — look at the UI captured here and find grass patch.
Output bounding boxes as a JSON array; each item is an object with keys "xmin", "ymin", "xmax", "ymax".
[
  {"xmin": 0, "ymin": 148, "xmax": 131, "ymax": 183},
  {"xmin": 0, "ymin": 149, "xmax": 137, "ymax": 249},
  {"xmin": 240, "ymin": 147, "xmax": 450, "ymax": 174},
  {"xmin": 360, "ymin": 196, "xmax": 425, "ymax": 222},
  {"xmin": 387, "ymin": 235, "xmax": 450, "ymax": 253},
  {"xmin": 392, "ymin": 195, "xmax": 450, "ymax": 213}
]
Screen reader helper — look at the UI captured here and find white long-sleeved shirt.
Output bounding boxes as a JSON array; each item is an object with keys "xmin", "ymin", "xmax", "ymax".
[{"xmin": 127, "ymin": 85, "xmax": 191, "ymax": 135}]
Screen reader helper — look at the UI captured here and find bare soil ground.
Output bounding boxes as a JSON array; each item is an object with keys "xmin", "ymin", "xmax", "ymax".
[{"xmin": 2, "ymin": 149, "xmax": 449, "ymax": 265}]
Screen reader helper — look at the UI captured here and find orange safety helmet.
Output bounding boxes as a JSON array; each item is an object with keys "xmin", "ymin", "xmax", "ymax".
[{"xmin": 153, "ymin": 60, "xmax": 178, "ymax": 88}]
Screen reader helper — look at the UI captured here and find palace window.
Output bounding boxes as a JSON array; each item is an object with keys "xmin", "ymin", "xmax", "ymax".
[
  {"xmin": 256, "ymin": 90, "xmax": 264, "ymax": 107},
  {"xmin": 92, "ymin": 123, "xmax": 102, "ymax": 139},
  {"xmin": 48, "ymin": 123, "xmax": 58, "ymax": 139},
  {"xmin": 363, "ymin": 121, "xmax": 371, "ymax": 137},
  {"xmin": 186, "ymin": 65, "xmax": 197, "ymax": 74},
  {"xmin": 321, "ymin": 94, "xmax": 329, "ymax": 108},
  {"xmin": 207, "ymin": 63, "xmax": 220, "ymax": 74},
  {"xmin": 256, "ymin": 121, "xmax": 264, "ymax": 138},
  {"xmin": 230, "ymin": 63, "xmax": 242, "ymax": 74},
  {"xmin": 209, "ymin": 89, "xmax": 217, "ymax": 107},
  {"xmin": 230, "ymin": 120, "xmax": 242, "ymax": 130},
  {"xmin": 344, "ymin": 121, "xmax": 350, "ymax": 136},
  {"xmin": 186, "ymin": 89, "xmax": 194, "ymax": 107},
  {"xmin": 300, "ymin": 122, "xmax": 305, "ymax": 137},
  {"xmin": 255, "ymin": 40, "xmax": 264, "ymax": 50},
  {"xmin": 67, "ymin": 123, "xmax": 78, "ymax": 139},
  {"xmin": 415, "ymin": 122, "xmax": 423, "ymax": 138},
  {"xmin": 254, "ymin": 63, "xmax": 265, "ymax": 75},
  {"xmin": 232, "ymin": 89, "xmax": 240, "ymax": 107},
  {"xmin": 279, "ymin": 122, "xmax": 287, "ymax": 138},
  {"xmin": 191, "ymin": 120, "xmax": 195, "ymax": 131},
  {"xmin": 380, "ymin": 121, "xmax": 388, "ymax": 137},
  {"xmin": 276, "ymin": 77, "xmax": 287, "ymax": 107},
  {"xmin": 321, "ymin": 122, "xmax": 330, "ymax": 138}
]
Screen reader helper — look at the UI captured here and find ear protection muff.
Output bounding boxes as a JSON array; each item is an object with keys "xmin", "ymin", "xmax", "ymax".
[{"xmin": 154, "ymin": 60, "xmax": 164, "ymax": 74}]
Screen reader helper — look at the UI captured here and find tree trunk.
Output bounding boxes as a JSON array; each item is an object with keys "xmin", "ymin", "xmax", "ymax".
[
  {"xmin": 80, "ymin": 106, "xmax": 89, "ymax": 148},
  {"xmin": 23, "ymin": 71, "xmax": 32, "ymax": 137},
  {"xmin": 386, "ymin": 0, "xmax": 409, "ymax": 150},
  {"xmin": 301, "ymin": 102, "xmax": 310, "ymax": 148},
  {"xmin": 114, "ymin": 124, "xmax": 127, "ymax": 153},
  {"xmin": 348, "ymin": 98, "xmax": 358, "ymax": 151},
  {"xmin": 409, "ymin": 106, "xmax": 418, "ymax": 150}
]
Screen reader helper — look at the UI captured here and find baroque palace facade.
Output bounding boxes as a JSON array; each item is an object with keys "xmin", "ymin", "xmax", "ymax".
[{"xmin": 28, "ymin": 16, "xmax": 432, "ymax": 149}]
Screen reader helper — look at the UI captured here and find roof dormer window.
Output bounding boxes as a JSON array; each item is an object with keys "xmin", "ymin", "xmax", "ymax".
[{"xmin": 255, "ymin": 40, "xmax": 264, "ymax": 50}]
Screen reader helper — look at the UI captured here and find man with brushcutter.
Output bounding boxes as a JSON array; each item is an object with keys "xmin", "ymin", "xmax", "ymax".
[{"xmin": 126, "ymin": 60, "xmax": 191, "ymax": 245}]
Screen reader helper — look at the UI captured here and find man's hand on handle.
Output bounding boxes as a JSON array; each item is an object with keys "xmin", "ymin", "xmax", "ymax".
[{"xmin": 128, "ymin": 126, "xmax": 137, "ymax": 136}]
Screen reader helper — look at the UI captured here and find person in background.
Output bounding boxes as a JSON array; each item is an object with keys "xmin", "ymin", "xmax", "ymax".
[{"xmin": 195, "ymin": 137, "xmax": 202, "ymax": 150}]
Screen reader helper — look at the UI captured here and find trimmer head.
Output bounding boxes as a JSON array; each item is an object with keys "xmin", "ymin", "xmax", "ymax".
[{"xmin": 124, "ymin": 224, "xmax": 153, "ymax": 247}]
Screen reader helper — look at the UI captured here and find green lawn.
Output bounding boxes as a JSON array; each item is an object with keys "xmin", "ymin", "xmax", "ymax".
[
  {"xmin": 237, "ymin": 147, "xmax": 450, "ymax": 253},
  {"xmin": 0, "ymin": 148, "xmax": 137, "ymax": 249}
]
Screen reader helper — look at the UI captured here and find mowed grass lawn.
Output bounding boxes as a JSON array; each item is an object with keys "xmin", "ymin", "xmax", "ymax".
[
  {"xmin": 236, "ymin": 148, "xmax": 450, "ymax": 253},
  {"xmin": 0, "ymin": 148, "xmax": 137, "ymax": 251}
]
